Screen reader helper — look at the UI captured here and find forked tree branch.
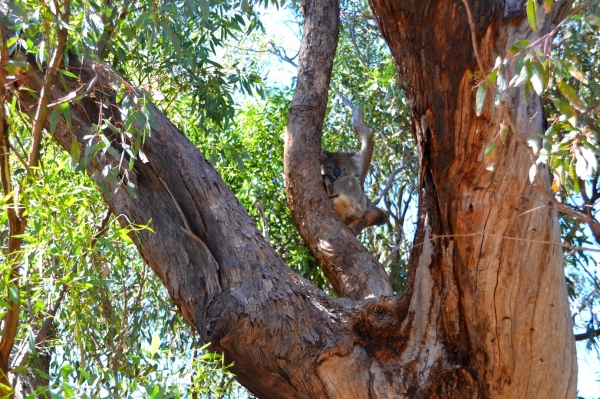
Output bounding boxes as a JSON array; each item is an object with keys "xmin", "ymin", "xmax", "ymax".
[{"xmin": 284, "ymin": 0, "xmax": 392, "ymax": 298}]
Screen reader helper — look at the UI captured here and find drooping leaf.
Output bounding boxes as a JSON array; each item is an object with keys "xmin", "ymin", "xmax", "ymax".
[
  {"xmin": 484, "ymin": 140, "xmax": 497, "ymax": 157},
  {"xmin": 526, "ymin": 0, "xmax": 538, "ymax": 30},
  {"xmin": 150, "ymin": 332, "xmax": 161, "ymax": 358},
  {"xmin": 557, "ymin": 81, "xmax": 586, "ymax": 112},
  {"xmin": 531, "ymin": 60, "xmax": 548, "ymax": 94}
]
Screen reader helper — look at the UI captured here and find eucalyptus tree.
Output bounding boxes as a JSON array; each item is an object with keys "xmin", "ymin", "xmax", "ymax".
[{"xmin": 0, "ymin": 0, "xmax": 598, "ymax": 398}]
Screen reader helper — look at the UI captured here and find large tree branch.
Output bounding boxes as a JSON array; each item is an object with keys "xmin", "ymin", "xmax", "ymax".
[
  {"xmin": 284, "ymin": 0, "xmax": 392, "ymax": 299},
  {"xmin": 7, "ymin": 45, "xmax": 413, "ymax": 396},
  {"xmin": 3, "ymin": 0, "xmax": 580, "ymax": 397}
]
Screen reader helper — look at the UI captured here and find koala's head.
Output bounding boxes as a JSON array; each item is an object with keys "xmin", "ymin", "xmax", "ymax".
[{"xmin": 320, "ymin": 150, "xmax": 361, "ymax": 180}]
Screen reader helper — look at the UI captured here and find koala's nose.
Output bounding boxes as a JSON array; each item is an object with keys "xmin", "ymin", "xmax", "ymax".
[{"xmin": 333, "ymin": 168, "xmax": 341, "ymax": 177}]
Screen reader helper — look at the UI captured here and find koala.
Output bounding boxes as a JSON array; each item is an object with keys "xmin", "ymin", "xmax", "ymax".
[{"xmin": 321, "ymin": 150, "xmax": 367, "ymax": 224}]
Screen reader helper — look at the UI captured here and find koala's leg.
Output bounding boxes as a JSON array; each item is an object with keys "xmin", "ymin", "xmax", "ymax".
[{"xmin": 330, "ymin": 176, "xmax": 366, "ymax": 223}]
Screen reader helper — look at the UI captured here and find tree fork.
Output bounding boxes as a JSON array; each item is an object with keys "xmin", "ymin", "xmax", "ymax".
[{"xmin": 1, "ymin": 0, "xmax": 580, "ymax": 396}]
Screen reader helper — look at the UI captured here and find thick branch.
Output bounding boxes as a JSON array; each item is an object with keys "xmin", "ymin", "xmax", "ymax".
[
  {"xmin": 6, "ymin": 46, "xmax": 412, "ymax": 397},
  {"xmin": 284, "ymin": 0, "xmax": 392, "ymax": 299},
  {"xmin": 0, "ymin": 24, "xmax": 24, "ymax": 399}
]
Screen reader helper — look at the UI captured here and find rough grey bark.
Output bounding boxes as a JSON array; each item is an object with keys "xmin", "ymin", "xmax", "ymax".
[{"xmin": 4, "ymin": 0, "xmax": 578, "ymax": 397}]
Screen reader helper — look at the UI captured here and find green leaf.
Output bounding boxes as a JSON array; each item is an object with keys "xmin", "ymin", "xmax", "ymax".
[
  {"xmin": 552, "ymin": 97, "xmax": 578, "ymax": 127},
  {"xmin": 557, "ymin": 81, "xmax": 586, "ymax": 112},
  {"xmin": 526, "ymin": 0, "xmax": 538, "ymax": 30},
  {"xmin": 60, "ymin": 364, "xmax": 74, "ymax": 378},
  {"xmin": 150, "ymin": 332, "xmax": 160, "ymax": 358},
  {"xmin": 566, "ymin": 62, "xmax": 588, "ymax": 84},
  {"xmin": 499, "ymin": 123, "xmax": 510, "ymax": 143},
  {"xmin": 59, "ymin": 69, "xmax": 78, "ymax": 79},
  {"xmin": 509, "ymin": 55, "xmax": 526, "ymax": 87},
  {"xmin": 59, "ymin": 102, "xmax": 72, "ymax": 130},
  {"xmin": 569, "ymin": 160, "xmax": 579, "ymax": 192},
  {"xmin": 6, "ymin": 36, "xmax": 18, "ymax": 48},
  {"xmin": 476, "ymin": 81, "xmax": 486, "ymax": 116},
  {"xmin": 0, "ymin": 381, "xmax": 12, "ymax": 395},
  {"xmin": 134, "ymin": 12, "xmax": 150, "ymax": 29},
  {"xmin": 49, "ymin": 107, "xmax": 60, "ymax": 134},
  {"xmin": 509, "ymin": 39, "xmax": 531, "ymax": 55},
  {"xmin": 70, "ymin": 138, "xmax": 81, "ymax": 166},
  {"xmin": 484, "ymin": 140, "xmax": 497, "ymax": 157},
  {"xmin": 531, "ymin": 61, "xmax": 548, "ymax": 95},
  {"xmin": 28, "ymin": 328, "xmax": 36, "ymax": 354},
  {"xmin": 487, "ymin": 69, "xmax": 498, "ymax": 86},
  {"xmin": 543, "ymin": 0, "xmax": 553, "ymax": 13},
  {"xmin": 119, "ymin": 229, "xmax": 133, "ymax": 243},
  {"xmin": 8, "ymin": 283, "xmax": 19, "ymax": 304}
]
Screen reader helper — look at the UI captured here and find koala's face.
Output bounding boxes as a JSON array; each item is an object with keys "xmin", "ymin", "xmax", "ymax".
[{"xmin": 320, "ymin": 151, "xmax": 361, "ymax": 181}]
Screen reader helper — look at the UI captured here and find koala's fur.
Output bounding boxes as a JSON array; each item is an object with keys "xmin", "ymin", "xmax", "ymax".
[{"xmin": 321, "ymin": 151, "xmax": 367, "ymax": 223}]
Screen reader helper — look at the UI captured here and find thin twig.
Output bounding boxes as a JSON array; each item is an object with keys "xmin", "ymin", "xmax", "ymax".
[
  {"xmin": 330, "ymin": 80, "xmax": 354, "ymax": 109},
  {"xmin": 574, "ymin": 328, "xmax": 600, "ymax": 341},
  {"xmin": 268, "ymin": 42, "xmax": 299, "ymax": 68},
  {"xmin": 383, "ymin": 240, "xmax": 403, "ymax": 267},
  {"xmin": 256, "ymin": 202, "xmax": 269, "ymax": 242},
  {"xmin": 8, "ymin": 143, "xmax": 27, "ymax": 169},
  {"xmin": 27, "ymin": 0, "xmax": 71, "ymax": 172},
  {"xmin": 460, "ymin": 0, "xmax": 485, "ymax": 74},
  {"xmin": 372, "ymin": 166, "xmax": 402, "ymax": 206}
]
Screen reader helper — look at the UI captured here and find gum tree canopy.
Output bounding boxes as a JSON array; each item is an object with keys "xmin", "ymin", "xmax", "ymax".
[{"xmin": 1, "ymin": 0, "xmax": 578, "ymax": 398}]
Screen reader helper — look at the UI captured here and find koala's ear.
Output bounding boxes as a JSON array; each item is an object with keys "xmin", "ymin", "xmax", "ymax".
[
  {"xmin": 350, "ymin": 152, "xmax": 362, "ymax": 170},
  {"xmin": 320, "ymin": 150, "xmax": 331, "ymax": 163}
]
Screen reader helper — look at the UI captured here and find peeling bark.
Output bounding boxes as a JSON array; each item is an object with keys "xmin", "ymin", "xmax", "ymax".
[{"xmin": 368, "ymin": 0, "xmax": 577, "ymax": 397}]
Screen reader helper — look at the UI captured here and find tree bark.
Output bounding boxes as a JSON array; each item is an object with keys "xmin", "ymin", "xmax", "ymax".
[
  {"xmin": 284, "ymin": 0, "xmax": 393, "ymax": 299},
  {"xmin": 367, "ymin": 0, "xmax": 577, "ymax": 397},
  {"xmin": 4, "ymin": 0, "xmax": 578, "ymax": 397}
]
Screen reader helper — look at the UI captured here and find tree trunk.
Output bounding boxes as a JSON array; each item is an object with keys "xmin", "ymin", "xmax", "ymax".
[
  {"xmin": 366, "ymin": 0, "xmax": 577, "ymax": 397},
  {"xmin": 5, "ymin": 0, "xmax": 577, "ymax": 397}
]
